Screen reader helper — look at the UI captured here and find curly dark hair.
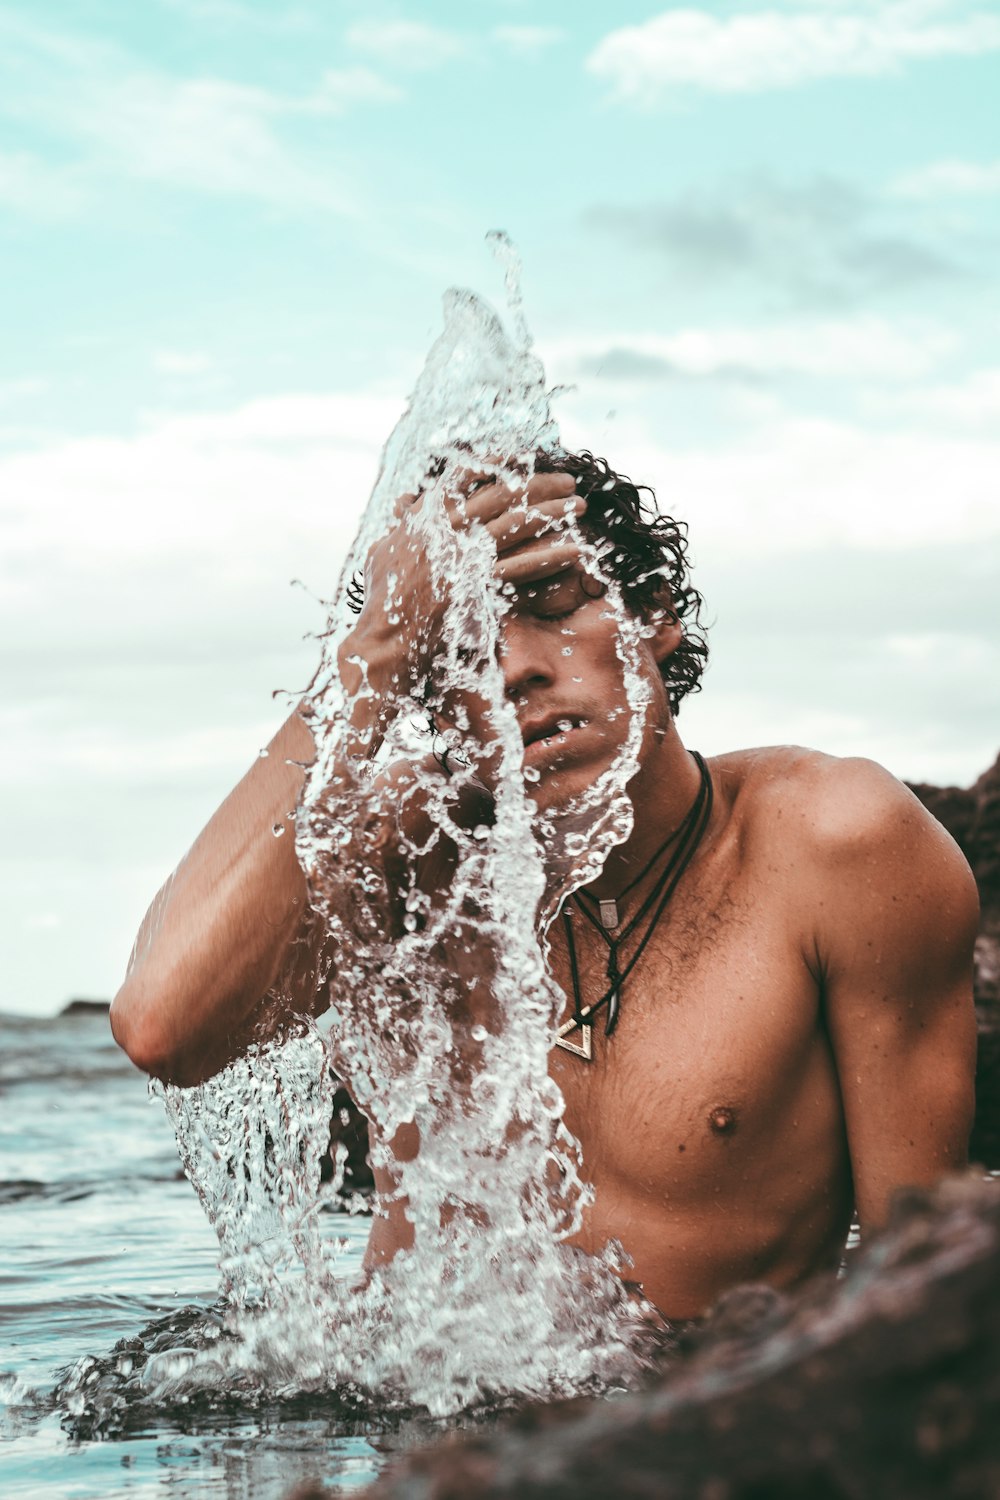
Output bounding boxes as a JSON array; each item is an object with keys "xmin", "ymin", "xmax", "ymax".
[
  {"xmin": 345, "ymin": 449, "xmax": 709, "ymax": 717},
  {"xmin": 534, "ymin": 449, "xmax": 708, "ymax": 715}
]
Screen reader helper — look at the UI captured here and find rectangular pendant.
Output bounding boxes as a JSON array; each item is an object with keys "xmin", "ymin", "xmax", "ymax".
[{"xmin": 598, "ymin": 899, "xmax": 619, "ymax": 929}]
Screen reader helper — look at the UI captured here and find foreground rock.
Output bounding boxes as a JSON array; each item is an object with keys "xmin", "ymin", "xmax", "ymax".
[{"xmin": 357, "ymin": 1173, "xmax": 1000, "ymax": 1500}]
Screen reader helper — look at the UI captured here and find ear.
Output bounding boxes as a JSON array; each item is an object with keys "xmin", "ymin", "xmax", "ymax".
[{"xmin": 646, "ymin": 585, "xmax": 683, "ymax": 666}]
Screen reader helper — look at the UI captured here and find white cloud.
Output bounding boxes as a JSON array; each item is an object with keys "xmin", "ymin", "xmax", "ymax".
[
  {"xmin": 492, "ymin": 26, "xmax": 564, "ymax": 57},
  {"xmin": 345, "ymin": 18, "xmax": 467, "ymax": 71},
  {"xmin": 893, "ymin": 158, "xmax": 1000, "ymax": 197},
  {"xmin": 0, "ymin": 376, "xmax": 47, "ymax": 405},
  {"xmin": 315, "ymin": 65, "xmax": 403, "ymax": 109},
  {"xmin": 0, "ymin": 388, "xmax": 403, "ymax": 1014},
  {"xmin": 0, "ymin": 391, "xmax": 401, "ymax": 567},
  {"xmin": 544, "ymin": 316, "xmax": 954, "ymax": 382},
  {"xmin": 152, "ymin": 350, "xmax": 214, "ymax": 376},
  {"xmin": 55, "ymin": 74, "xmax": 349, "ymax": 208},
  {"xmin": 587, "ymin": 2, "xmax": 1000, "ymax": 103},
  {"xmin": 0, "ymin": 148, "xmax": 88, "ymax": 219},
  {"xmin": 556, "ymin": 396, "xmax": 1000, "ymax": 555},
  {"xmin": 0, "ymin": 15, "xmax": 397, "ymax": 215},
  {"xmin": 880, "ymin": 368, "xmax": 1000, "ymax": 428}
]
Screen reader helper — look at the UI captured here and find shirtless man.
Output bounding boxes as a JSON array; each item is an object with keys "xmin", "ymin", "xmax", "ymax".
[{"xmin": 111, "ymin": 450, "xmax": 979, "ymax": 1320}]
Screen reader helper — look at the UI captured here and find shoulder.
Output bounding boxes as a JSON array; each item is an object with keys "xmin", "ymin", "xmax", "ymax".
[
  {"xmin": 711, "ymin": 743, "xmax": 979, "ymax": 944},
  {"xmin": 714, "ymin": 744, "xmax": 967, "ymax": 864}
]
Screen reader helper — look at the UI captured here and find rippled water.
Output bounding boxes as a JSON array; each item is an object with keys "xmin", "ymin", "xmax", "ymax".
[{"xmin": 0, "ymin": 1006, "xmax": 398, "ymax": 1499}]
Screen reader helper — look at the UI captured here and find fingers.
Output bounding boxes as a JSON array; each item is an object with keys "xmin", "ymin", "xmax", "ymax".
[
  {"xmin": 491, "ymin": 493, "xmax": 583, "ymax": 552},
  {"xmin": 446, "ymin": 468, "xmax": 577, "ymax": 527},
  {"xmin": 496, "ymin": 538, "xmax": 583, "ymax": 586}
]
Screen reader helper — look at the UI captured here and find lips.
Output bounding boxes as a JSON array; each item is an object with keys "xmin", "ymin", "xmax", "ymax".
[{"xmin": 520, "ymin": 713, "xmax": 586, "ymax": 750}]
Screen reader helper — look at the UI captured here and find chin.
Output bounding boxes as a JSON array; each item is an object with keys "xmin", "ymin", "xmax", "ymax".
[{"xmin": 524, "ymin": 756, "xmax": 619, "ymax": 813}]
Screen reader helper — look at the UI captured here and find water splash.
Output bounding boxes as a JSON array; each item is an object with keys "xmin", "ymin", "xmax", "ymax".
[{"xmin": 151, "ymin": 238, "xmax": 664, "ymax": 1418}]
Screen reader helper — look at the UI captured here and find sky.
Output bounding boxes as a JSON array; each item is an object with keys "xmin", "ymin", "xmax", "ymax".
[{"xmin": 2, "ymin": 0, "xmax": 998, "ymax": 1017}]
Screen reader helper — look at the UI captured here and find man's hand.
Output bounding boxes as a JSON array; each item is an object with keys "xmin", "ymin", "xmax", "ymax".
[{"xmin": 338, "ymin": 466, "xmax": 586, "ymax": 709}]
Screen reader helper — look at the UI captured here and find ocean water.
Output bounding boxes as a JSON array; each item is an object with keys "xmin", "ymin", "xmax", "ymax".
[{"xmin": 0, "ymin": 1005, "xmax": 403, "ymax": 1500}]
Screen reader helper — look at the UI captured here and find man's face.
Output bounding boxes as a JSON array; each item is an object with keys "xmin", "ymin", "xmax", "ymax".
[{"xmin": 446, "ymin": 566, "xmax": 678, "ymax": 811}]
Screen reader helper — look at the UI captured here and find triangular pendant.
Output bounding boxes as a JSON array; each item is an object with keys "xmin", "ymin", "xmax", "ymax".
[{"xmin": 556, "ymin": 1013, "xmax": 593, "ymax": 1060}]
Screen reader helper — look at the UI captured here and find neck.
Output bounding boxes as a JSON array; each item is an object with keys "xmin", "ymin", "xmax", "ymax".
[{"xmin": 588, "ymin": 719, "xmax": 703, "ymax": 900}]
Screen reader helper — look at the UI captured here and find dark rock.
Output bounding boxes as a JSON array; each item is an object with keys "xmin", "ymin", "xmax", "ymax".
[
  {"xmin": 359, "ymin": 1173, "xmax": 1000, "ymax": 1500},
  {"xmin": 909, "ymin": 751, "xmax": 1000, "ymax": 1167},
  {"xmin": 60, "ymin": 998, "xmax": 110, "ymax": 1015},
  {"xmin": 321, "ymin": 1083, "xmax": 374, "ymax": 1196},
  {"xmin": 909, "ymin": 749, "xmax": 1000, "ymax": 1014}
]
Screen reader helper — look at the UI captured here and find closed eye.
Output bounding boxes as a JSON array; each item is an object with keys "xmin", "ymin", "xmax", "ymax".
[{"xmin": 515, "ymin": 569, "xmax": 595, "ymax": 621}]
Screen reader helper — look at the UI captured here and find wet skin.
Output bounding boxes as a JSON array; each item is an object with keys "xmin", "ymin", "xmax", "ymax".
[
  {"xmin": 347, "ymin": 474, "xmax": 976, "ymax": 1317},
  {"xmin": 112, "ymin": 463, "xmax": 978, "ymax": 1323}
]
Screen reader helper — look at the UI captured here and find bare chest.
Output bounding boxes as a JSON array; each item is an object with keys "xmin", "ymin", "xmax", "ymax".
[{"xmin": 547, "ymin": 866, "xmax": 831, "ymax": 1200}]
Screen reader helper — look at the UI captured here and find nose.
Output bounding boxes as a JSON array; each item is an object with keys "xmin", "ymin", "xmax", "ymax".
[{"xmin": 500, "ymin": 616, "xmax": 556, "ymax": 702}]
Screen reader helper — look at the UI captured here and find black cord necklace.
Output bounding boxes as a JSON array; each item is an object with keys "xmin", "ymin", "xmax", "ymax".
[{"xmin": 556, "ymin": 752, "xmax": 714, "ymax": 1060}]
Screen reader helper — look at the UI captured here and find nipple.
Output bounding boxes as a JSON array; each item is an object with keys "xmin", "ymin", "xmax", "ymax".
[{"xmin": 708, "ymin": 1105, "xmax": 737, "ymax": 1136}]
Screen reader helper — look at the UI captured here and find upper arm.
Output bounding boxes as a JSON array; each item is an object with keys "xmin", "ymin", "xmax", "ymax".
[{"xmin": 808, "ymin": 758, "xmax": 978, "ymax": 1231}]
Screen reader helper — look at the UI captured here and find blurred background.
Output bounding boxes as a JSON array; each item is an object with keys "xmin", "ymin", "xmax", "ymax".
[{"xmin": 2, "ymin": 0, "xmax": 998, "ymax": 1017}]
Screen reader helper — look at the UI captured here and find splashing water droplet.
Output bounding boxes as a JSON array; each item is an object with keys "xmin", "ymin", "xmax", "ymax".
[
  {"xmin": 157, "ymin": 233, "xmax": 660, "ymax": 1418},
  {"xmin": 271, "ymin": 823, "xmax": 285, "ymax": 838}
]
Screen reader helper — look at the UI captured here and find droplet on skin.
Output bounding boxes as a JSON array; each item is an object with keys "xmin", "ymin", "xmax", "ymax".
[{"xmin": 272, "ymin": 823, "xmax": 286, "ymax": 838}]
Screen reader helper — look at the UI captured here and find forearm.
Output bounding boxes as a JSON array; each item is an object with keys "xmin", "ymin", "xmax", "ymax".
[
  {"xmin": 111, "ymin": 710, "xmax": 319, "ymax": 1086},
  {"xmin": 111, "ymin": 625, "xmax": 406, "ymax": 1086}
]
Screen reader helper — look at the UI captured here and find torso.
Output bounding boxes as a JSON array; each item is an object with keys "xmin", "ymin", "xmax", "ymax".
[
  {"xmin": 549, "ymin": 747, "xmax": 853, "ymax": 1314},
  {"xmin": 359, "ymin": 746, "xmax": 856, "ymax": 1319}
]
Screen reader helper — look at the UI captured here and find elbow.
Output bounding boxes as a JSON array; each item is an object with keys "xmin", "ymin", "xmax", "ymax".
[
  {"xmin": 110, "ymin": 983, "xmax": 164, "ymax": 1078},
  {"xmin": 110, "ymin": 981, "xmax": 188, "ymax": 1085}
]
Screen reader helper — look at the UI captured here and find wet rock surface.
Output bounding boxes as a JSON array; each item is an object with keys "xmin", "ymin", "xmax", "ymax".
[{"xmin": 357, "ymin": 1173, "xmax": 1000, "ymax": 1500}]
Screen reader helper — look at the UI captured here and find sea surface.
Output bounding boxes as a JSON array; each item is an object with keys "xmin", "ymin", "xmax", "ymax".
[{"xmin": 0, "ymin": 1005, "xmax": 402, "ymax": 1500}]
